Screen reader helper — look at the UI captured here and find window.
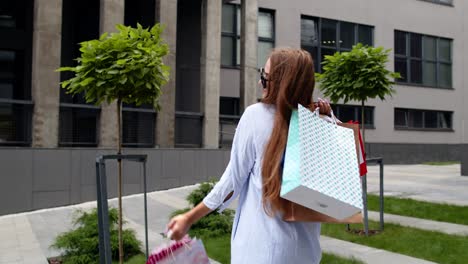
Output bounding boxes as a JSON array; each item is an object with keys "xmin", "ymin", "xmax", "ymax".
[
  {"xmin": 124, "ymin": 0, "xmax": 155, "ymax": 28},
  {"xmin": 301, "ymin": 16, "xmax": 374, "ymax": 72},
  {"xmin": 221, "ymin": 4, "xmax": 275, "ymax": 68},
  {"xmin": 257, "ymin": 10, "xmax": 275, "ymax": 68},
  {"xmin": 394, "ymin": 31, "xmax": 452, "ymax": 88},
  {"xmin": 331, "ymin": 104, "xmax": 375, "ymax": 128},
  {"xmin": 220, "ymin": 97, "xmax": 240, "ymax": 116},
  {"xmin": 122, "ymin": 0, "xmax": 157, "ymax": 147},
  {"xmin": 394, "ymin": 108, "xmax": 453, "ymax": 130},
  {"xmin": 0, "ymin": 0, "xmax": 33, "ymax": 146},
  {"xmin": 219, "ymin": 97, "xmax": 240, "ymax": 148},
  {"xmin": 59, "ymin": 0, "xmax": 100, "ymax": 146},
  {"xmin": 122, "ymin": 104, "xmax": 156, "ymax": 147}
]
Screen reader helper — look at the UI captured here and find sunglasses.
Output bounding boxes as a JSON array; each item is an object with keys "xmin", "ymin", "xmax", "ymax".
[{"xmin": 258, "ymin": 67, "xmax": 269, "ymax": 89}]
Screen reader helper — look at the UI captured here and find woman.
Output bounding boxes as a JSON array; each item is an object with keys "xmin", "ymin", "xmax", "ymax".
[{"xmin": 168, "ymin": 48, "xmax": 331, "ymax": 263}]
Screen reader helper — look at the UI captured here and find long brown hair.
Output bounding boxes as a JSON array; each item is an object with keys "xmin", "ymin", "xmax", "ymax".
[{"xmin": 261, "ymin": 48, "xmax": 315, "ymax": 216}]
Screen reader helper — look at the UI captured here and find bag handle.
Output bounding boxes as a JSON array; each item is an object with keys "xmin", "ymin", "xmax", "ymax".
[{"xmin": 313, "ymin": 107, "xmax": 338, "ymax": 126}]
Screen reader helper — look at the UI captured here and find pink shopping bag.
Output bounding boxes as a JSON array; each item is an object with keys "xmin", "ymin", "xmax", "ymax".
[{"xmin": 146, "ymin": 236, "xmax": 210, "ymax": 264}]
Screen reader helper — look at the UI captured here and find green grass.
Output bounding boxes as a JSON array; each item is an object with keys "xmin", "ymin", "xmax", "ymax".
[
  {"xmin": 367, "ymin": 194, "xmax": 468, "ymax": 225},
  {"xmin": 191, "ymin": 232, "xmax": 364, "ymax": 264},
  {"xmin": 422, "ymin": 161, "xmax": 460, "ymax": 165},
  {"xmin": 320, "ymin": 254, "xmax": 364, "ymax": 264},
  {"xmin": 190, "ymin": 232, "xmax": 231, "ymax": 264},
  {"xmin": 322, "ymin": 221, "xmax": 468, "ymax": 264}
]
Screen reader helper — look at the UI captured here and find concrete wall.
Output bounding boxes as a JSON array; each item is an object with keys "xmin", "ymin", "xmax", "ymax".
[
  {"xmin": 366, "ymin": 143, "xmax": 461, "ymax": 165},
  {"xmin": 221, "ymin": 0, "xmax": 466, "ymax": 145},
  {"xmin": 0, "ymin": 148, "xmax": 230, "ymax": 216}
]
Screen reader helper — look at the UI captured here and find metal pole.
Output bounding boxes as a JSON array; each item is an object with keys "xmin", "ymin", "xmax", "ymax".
[
  {"xmin": 143, "ymin": 161, "xmax": 149, "ymax": 259},
  {"xmin": 379, "ymin": 159, "xmax": 385, "ymax": 231},
  {"xmin": 98, "ymin": 159, "xmax": 112, "ymax": 264},
  {"xmin": 96, "ymin": 160, "xmax": 106, "ymax": 264},
  {"xmin": 362, "ymin": 174, "xmax": 369, "ymax": 236}
]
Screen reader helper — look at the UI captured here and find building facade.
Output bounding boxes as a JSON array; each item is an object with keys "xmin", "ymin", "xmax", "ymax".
[{"xmin": 1, "ymin": 0, "xmax": 467, "ymax": 215}]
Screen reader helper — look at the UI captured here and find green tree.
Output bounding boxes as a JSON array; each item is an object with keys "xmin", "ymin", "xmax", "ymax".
[
  {"xmin": 57, "ymin": 24, "xmax": 170, "ymax": 263},
  {"xmin": 316, "ymin": 43, "xmax": 400, "ymax": 142}
]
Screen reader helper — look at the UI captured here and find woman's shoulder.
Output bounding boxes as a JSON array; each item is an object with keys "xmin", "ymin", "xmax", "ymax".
[{"xmin": 243, "ymin": 102, "xmax": 275, "ymax": 119}]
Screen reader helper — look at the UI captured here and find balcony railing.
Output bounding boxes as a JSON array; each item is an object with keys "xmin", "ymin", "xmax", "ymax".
[{"xmin": 0, "ymin": 99, "xmax": 33, "ymax": 146}]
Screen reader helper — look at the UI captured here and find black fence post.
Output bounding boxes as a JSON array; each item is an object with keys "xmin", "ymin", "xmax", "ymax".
[{"xmin": 96, "ymin": 154, "xmax": 149, "ymax": 263}]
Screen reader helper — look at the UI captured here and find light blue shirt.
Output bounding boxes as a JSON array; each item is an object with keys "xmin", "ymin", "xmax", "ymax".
[{"xmin": 203, "ymin": 103, "xmax": 322, "ymax": 264}]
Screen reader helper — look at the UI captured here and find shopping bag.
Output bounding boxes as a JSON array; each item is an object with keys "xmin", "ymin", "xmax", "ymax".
[
  {"xmin": 280, "ymin": 105, "xmax": 363, "ymax": 220},
  {"xmin": 146, "ymin": 236, "xmax": 210, "ymax": 264},
  {"xmin": 342, "ymin": 121, "xmax": 367, "ymax": 176}
]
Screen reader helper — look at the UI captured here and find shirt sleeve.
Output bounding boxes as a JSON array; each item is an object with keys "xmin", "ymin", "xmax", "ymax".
[{"xmin": 203, "ymin": 106, "xmax": 256, "ymax": 212}]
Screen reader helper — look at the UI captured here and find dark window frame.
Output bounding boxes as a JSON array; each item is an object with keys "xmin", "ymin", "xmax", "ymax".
[
  {"xmin": 221, "ymin": 4, "xmax": 276, "ymax": 68},
  {"xmin": 331, "ymin": 104, "xmax": 375, "ymax": 129},
  {"xmin": 394, "ymin": 30, "xmax": 453, "ymax": 89},
  {"xmin": 221, "ymin": 4, "xmax": 240, "ymax": 68},
  {"xmin": 122, "ymin": 104, "xmax": 157, "ymax": 148},
  {"xmin": 0, "ymin": 0, "xmax": 34, "ymax": 146},
  {"xmin": 394, "ymin": 107, "xmax": 454, "ymax": 131},
  {"xmin": 58, "ymin": 0, "xmax": 101, "ymax": 147},
  {"xmin": 257, "ymin": 8, "xmax": 275, "ymax": 68},
  {"xmin": 122, "ymin": 1, "xmax": 158, "ymax": 148},
  {"xmin": 220, "ymin": 96, "xmax": 240, "ymax": 116},
  {"xmin": 300, "ymin": 15, "xmax": 374, "ymax": 73}
]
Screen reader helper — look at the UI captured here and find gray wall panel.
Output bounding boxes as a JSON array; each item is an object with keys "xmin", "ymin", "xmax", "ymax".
[
  {"xmin": 205, "ymin": 151, "xmax": 226, "ymax": 180},
  {"xmin": 105, "ymin": 159, "xmax": 119, "ymax": 199},
  {"xmin": 161, "ymin": 150, "xmax": 180, "ymax": 182},
  {"xmin": 32, "ymin": 191, "xmax": 70, "ymax": 209},
  {"xmin": 146, "ymin": 150, "xmax": 162, "ymax": 192},
  {"xmin": 70, "ymin": 150, "xmax": 81, "ymax": 204},
  {"xmin": 0, "ymin": 145, "xmax": 461, "ymax": 215},
  {"xmin": 193, "ymin": 151, "xmax": 207, "ymax": 182},
  {"xmin": 122, "ymin": 160, "xmax": 143, "ymax": 185},
  {"xmin": 123, "ymin": 184, "xmax": 141, "ymax": 196},
  {"xmin": 81, "ymin": 185, "xmax": 97, "ymax": 202},
  {"xmin": 462, "ymin": 145, "xmax": 468, "ymax": 176},
  {"xmin": 80, "ymin": 149, "xmax": 100, "ymax": 185},
  {"xmin": 366, "ymin": 143, "xmax": 460, "ymax": 164},
  {"xmin": 180, "ymin": 150, "xmax": 197, "ymax": 185},
  {"xmin": 32, "ymin": 149, "xmax": 71, "ymax": 191},
  {"xmin": 0, "ymin": 149, "xmax": 33, "ymax": 215}
]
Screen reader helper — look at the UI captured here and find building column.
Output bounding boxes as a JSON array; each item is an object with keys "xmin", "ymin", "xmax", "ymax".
[
  {"xmin": 240, "ymin": 0, "xmax": 258, "ymax": 111},
  {"xmin": 200, "ymin": 0, "xmax": 221, "ymax": 148},
  {"xmin": 155, "ymin": 0, "xmax": 177, "ymax": 148},
  {"xmin": 98, "ymin": 0, "xmax": 124, "ymax": 148},
  {"xmin": 31, "ymin": 0, "xmax": 63, "ymax": 148}
]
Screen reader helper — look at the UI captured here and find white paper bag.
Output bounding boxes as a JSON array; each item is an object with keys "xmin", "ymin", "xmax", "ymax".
[{"xmin": 280, "ymin": 105, "xmax": 363, "ymax": 220}]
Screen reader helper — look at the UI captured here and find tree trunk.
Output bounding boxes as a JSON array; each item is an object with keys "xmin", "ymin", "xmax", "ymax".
[{"xmin": 117, "ymin": 99, "xmax": 124, "ymax": 264}]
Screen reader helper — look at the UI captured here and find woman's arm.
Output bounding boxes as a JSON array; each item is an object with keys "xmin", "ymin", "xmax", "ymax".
[
  {"xmin": 167, "ymin": 191, "xmax": 235, "ymax": 240},
  {"xmin": 167, "ymin": 202, "xmax": 212, "ymax": 240}
]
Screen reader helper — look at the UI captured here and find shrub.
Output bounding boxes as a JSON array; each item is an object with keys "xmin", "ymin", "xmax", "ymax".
[
  {"xmin": 171, "ymin": 181, "xmax": 235, "ymax": 237},
  {"xmin": 51, "ymin": 208, "xmax": 141, "ymax": 264},
  {"xmin": 186, "ymin": 180, "xmax": 217, "ymax": 207}
]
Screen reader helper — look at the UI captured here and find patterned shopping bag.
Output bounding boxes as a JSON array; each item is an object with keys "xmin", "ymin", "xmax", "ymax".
[
  {"xmin": 146, "ymin": 236, "xmax": 210, "ymax": 264},
  {"xmin": 280, "ymin": 105, "xmax": 363, "ymax": 220}
]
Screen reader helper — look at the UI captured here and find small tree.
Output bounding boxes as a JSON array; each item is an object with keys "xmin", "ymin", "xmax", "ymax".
[
  {"xmin": 58, "ymin": 24, "xmax": 170, "ymax": 264},
  {"xmin": 316, "ymin": 43, "xmax": 400, "ymax": 142}
]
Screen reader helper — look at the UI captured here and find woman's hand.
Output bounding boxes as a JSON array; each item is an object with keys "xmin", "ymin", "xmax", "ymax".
[
  {"xmin": 313, "ymin": 98, "xmax": 332, "ymax": 116},
  {"xmin": 167, "ymin": 213, "xmax": 192, "ymax": 241}
]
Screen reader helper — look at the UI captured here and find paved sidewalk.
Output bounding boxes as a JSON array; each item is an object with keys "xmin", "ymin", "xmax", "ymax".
[
  {"xmin": 368, "ymin": 211, "xmax": 468, "ymax": 236},
  {"xmin": 367, "ymin": 164, "xmax": 468, "ymax": 206},
  {"xmin": 1, "ymin": 164, "xmax": 467, "ymax": 264},
  {"xmin": 320, "ymin": 236, "xmax": 437, "ymax": 264}
]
